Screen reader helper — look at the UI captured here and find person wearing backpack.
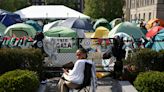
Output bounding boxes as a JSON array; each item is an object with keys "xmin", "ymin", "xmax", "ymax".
[{"xmin": 56, "ymin": 48, "xmax": 97, "ymax": 92}]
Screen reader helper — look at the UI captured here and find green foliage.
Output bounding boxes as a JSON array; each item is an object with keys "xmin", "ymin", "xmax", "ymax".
[
  {"xmin": 0, "ymin": 48, "xmax": 44, "ymax": 80},
  {"xmin": 134, "ymin": 71, "xmax": 164, "ymax": 92},
  {"xmin": 124, "ymin": 48, "xmax": 164, "ymax": 72},
  {"xmin": 0, "ymin": 69, "xmax": 39, "ymax": 92},
  {"xmin": 0, "ymin": 0, "xmax": 29, "ymax": 12},
  {"xmin": 84, "ymin": 0, "xmax": 124, "ymax": 21},
  {"xmin": 122, "ymin": 48, "xmax": 164, "ymax": 83}
]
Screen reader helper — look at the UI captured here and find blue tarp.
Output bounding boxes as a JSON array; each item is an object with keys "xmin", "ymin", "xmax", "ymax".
[
  {"xmin": 0, "ymin": 13, "xmax": 22, "ymax": 27},
  {"xmin": 145, "ymin": 29, "xmax": 164, "ymax": 51}
]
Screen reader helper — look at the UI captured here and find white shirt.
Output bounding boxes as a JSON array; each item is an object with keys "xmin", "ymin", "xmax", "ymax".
[{"xmin": 63, "ymin": 59, "xmax": 92, "ymax": 84}]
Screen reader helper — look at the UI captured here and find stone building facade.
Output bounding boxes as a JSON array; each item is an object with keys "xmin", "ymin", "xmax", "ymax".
[{"xmin": 123, "ymin": 0, "xmax": 164, "ymax": 22}]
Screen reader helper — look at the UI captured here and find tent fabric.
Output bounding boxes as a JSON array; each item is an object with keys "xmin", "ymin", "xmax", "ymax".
[
  {"xmin": 43, "ymin": 26, "xmax": 77, "ymax": 37},
  {"xmin": 108, "ymin": 22, "xmax": 145, "ymax": 39},
  {"xmin": 0, "ymin": 13, "xmax": 22, "ymax": 27},
  {"xmin": 15, "ymin": 5, "xmax": 90, "ymax": 19},
  {"xmin": 145, "ymin": 29, "xmax": 164, "ymax": 51},
  {"xmin": 43, "ymin": 20, "xmax": 64, "ymax": 32},
  {"xmin": 59, "ymin": 18, "xmax": 93, "ymax": 31},
  {"xmin": 0, "ymin": 22, "xmax": 6, "ymax": 36},
  {"xmin": 109, "ymin": 18, "xmax": 122, "ymax": 29},
  {"xmin": 4, "ymin": 23, "xmax": 36, "ymax": 38},
  {"xmin": 25, "ymin": 20, "xmax": 43, "ymax": 32},
  {"xmin": 146, "ymin": 18, "xmax": 164, "ymax": 30},
  {"xmin": 93, "ymin": 18, "xmax": 111, "ymax": 30},
  {"xmin": 91, "ymin": 26, "xmax": 109, "ymax": 38},
  {"xmin": 146, "ymin": 26, "xmax": 164, "ymax": 39}
]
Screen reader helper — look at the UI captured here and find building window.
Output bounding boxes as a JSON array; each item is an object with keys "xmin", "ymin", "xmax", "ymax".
[
  {"xmin": 149, "ymin": 12, "xmax": 152, "ymax": 20},
  {"xmin": 143, "ymin": 13, "xmax": 145, "ymax": 20}
]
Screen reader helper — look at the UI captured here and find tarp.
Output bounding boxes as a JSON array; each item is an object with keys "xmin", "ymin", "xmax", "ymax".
[
  {"xmin": 0, "ymin": 13, "xmax": 22, "ymax": 27},
  {"xmin": 145, "ymin": 29, "xmax": 164, "ymax": 51},
  {"xmin": 108, "ymin": 22, "xmax": 145, "ymax": 39},
  {"xmin": 0, "ymin": 22, "xmax": 6, "ymax": 36},
  {"xmin": 15, "ymin": 5, "xmax": 90, "ymax": 19},
  {"xmin": 25, "ymin": 20, "xmax": 43, "ymax": 32},
  {"xmin": 4, "ymin": 23, "xmax": 36, "ymax": 38}
]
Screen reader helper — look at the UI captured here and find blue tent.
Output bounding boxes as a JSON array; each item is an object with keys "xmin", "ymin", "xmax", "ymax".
[
  {"xmin": 25, "ymin": 20, "xmax": 43, "ymax": 32},
  {"xmin": 145, "ymin": 29, "xmax": 164, "ymax": 51},
  {"xmin": 0, "ymin": 13, "xmax": 22, "ymax": 27}
]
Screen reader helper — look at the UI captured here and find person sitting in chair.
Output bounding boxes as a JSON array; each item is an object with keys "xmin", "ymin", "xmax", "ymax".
[{"xmin": 56, "ymin": 48, "xmax": 96, "ymax": 92}]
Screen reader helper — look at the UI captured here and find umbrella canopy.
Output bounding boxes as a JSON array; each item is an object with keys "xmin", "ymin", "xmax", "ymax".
[
  {"xmin": 59, "ymin": 18, "xmax": 93, "ymax": 31},
  {"xmin": 25, "ymin": 20, "xmax": 43, "ymax": 32},
  {"xmin": 91, "ymin": 26, "xmax": 109, "ymax": 38},
  {"xmin": 108, "ymin": 22, "xmax": 145, "ymax": 39},
  {"xmin": 93, "ymin": 18, "xmax": 111, "ymax": 30},
  {"xmin": 146, "ymin": 18, "xmax": 164, "ymax": 30},
  {"xmin": 146, "ymin": 26, "xmax": 164, "ymax": 39},
  {"xmin": 0, "ymin": 22, "xmax": 6, "ymax": 36},
  {"xmin": 145, "ymin": 29, "xmax": 164, "ymax": 51},
  {"xmin": 4, "ymin": 23, "xmax": 36, "ymax": 38},
  {"xmin": 43, "ymin": 20, "xmax": 63, "ymax": 32},
  {"xmin": 43, "ymin": 26, "xmax": 77, "ymax": 37}
]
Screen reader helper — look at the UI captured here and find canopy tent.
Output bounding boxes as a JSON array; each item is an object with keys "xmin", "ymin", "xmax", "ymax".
[
  {"xmin": 0, "ymin": 22, "xmax": 6, "ymax": 36},
  {"xmin": 15, "ymin": 5, "xmax": 90, "ymax": 19},
  {"xmin": 25, "ymin": 20, "xmax": 43, "ymax": 32},
  {"xmin": 0, "ymin": 13, "xmax": 22, "ymax": 27},
  {"xmin": 4, "ymin": 23, "xmax": 36, "ymax": 38},
  {"xmin": 108, "ymin": 22, "xmax": 145, "ymax": 39},
  {"xmin": 145, "ymin": 29, "xmax": 164, "ymax": 51}
]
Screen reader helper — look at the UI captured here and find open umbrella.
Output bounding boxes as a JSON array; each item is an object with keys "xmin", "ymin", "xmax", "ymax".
[
  {"xmin": 146, "ymin": 26, "xmax": 164, "ymax": 39},
  {"xmin": 43, "ymin": 20, "xmax": 63, "ymax": 32},
  {"xmin": 59, "ymin": 18, "xmax": 93, "ymax": 31}
]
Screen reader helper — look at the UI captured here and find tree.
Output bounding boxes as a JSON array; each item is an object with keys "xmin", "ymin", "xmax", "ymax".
[
  {"xmin": 84, "ymin": 0, "xmax": 124, "ymax": 21},
  {"xmin": 0, "ymin": 0, "xmax": 29, "ymax": 12}
]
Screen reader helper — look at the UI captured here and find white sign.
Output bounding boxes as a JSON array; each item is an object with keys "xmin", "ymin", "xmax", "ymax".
[{"xmin": 56, "ymin": 37, "xmax": 72, "ymax": 49}]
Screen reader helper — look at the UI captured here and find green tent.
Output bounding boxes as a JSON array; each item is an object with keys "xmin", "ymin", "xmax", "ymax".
[
  {"xmin": 93, "ymin": 18, "xmax": 111, "ymax": 30},
  {"xmin": 4, "ymin": 23, "xmax": 36, "ymax": 38},
  {"xmin": 108, "ymin": 22, "xmax": 145, "ymax": 39},
  {"xmin": 109, "ymin": 18, "xmax": 122, "ymax": 29},
  {"xmin": 43, "ymin": 26, "xmax": 78, "ymax": 53},
  {"xmin": 0, "ymin": 22, "xmax": 6, "ymax": 36}
]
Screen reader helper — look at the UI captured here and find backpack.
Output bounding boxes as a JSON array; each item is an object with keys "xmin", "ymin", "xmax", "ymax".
[{"xmin": 77, "ymin": 62, "xmax": 92, "ymax": 90}]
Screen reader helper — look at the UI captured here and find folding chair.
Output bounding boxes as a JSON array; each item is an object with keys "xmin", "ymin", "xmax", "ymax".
[{"xmin": 65, "ymin": 62, "xmax": 92, "ymax": 92}]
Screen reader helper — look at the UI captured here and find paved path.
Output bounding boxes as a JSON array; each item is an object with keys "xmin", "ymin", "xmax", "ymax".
[{"xmin": 37, "ymin": 77, "xmax": 122, "ymax": 92}]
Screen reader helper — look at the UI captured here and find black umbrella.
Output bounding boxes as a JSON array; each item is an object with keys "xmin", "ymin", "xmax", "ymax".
[{"xmin": 59, "ymin": 18, "xmax": 93, "ymax": 31}]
